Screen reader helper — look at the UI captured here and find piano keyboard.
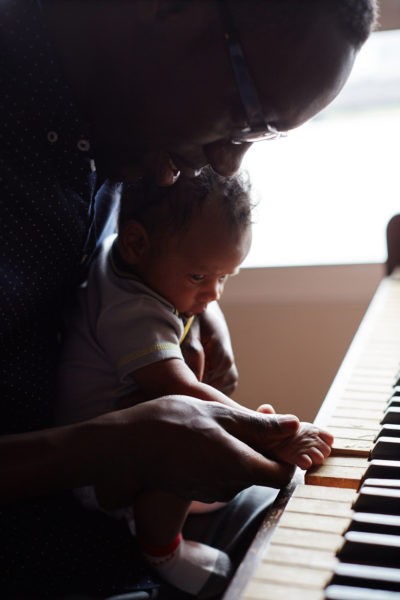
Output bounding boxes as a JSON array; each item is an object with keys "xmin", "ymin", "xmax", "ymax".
[
  {"xmin": 224, "ymin": 269, "xmax": 400, "ymax": 599},
  {"xmin": 239, "ymin": 484, "xmax": 356, "ymax": 599},
  {"xmin": 239, "ymin": 483, "xmax": 400, "ymax": 599},
  {"xmin": 307, "ymin": 269, "xmax": 400, "ymax": 488}
]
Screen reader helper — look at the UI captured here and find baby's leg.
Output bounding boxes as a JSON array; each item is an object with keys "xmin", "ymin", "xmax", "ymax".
[
  {"xmin": 134, "ymin": 490, "xmax": 188, "ymax": 546},
  {"xmin": 189, "ymin": 500, "xmax": 227, "ymax": 514},
  {"xmin": 134, "ymin": 491, "xmax": 231, "ymax": 598}
]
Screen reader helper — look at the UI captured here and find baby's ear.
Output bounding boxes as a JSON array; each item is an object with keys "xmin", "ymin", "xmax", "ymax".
[{"xmin": 118, "ymin": 221, "xmax": 149, "ymax": 264}]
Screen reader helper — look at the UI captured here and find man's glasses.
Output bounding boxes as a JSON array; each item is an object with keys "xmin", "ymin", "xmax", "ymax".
[{"xmin": 217, "ymin": 1, "xmax": 286, "ymax": 144}]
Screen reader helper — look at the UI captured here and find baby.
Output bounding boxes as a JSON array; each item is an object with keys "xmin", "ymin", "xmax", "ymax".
[{"xmin": 57, "ymin": 167, "xmax": 333, "ymax": 598}]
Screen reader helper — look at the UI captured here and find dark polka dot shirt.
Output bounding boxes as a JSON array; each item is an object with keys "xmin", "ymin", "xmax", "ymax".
[
  {"xmin": 0, "ymin": 0, "xmax": 99, "ymax": 434},
  {"xmin": 0, "ymin": 2, "xmax": 156, "ymax": 596}
]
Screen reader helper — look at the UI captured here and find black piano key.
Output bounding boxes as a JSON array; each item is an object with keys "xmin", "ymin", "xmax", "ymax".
[
  {"xmin": 387, "ymin": 397, "xmax": 400, "ymax": 409},
  {"xmin": 349, "ymin": 512, "xmax": 400, "ymax": 536},
  {"xmin": 353, "ymin": 486, "xmax": 400, "ymax": 514},
  {"xmin": 375, "ymin": 425, "xmax": 400, "ymax": 441},
  {"xmin": 370, "ymin": 437, "xmax": 400, "ymax": 459},
  {"xmin": 337, "ymin": 531, "xmax": 400, "ymax": 567},
  {"xmin": 361, "ymin": 459, "xmax": 400, "ymax": 482},
  {"xmin": 362, "ymin": 478, "xmax": 400, "ymax": 489},
  {"xmin": 381, "ymin": 408, "xmax": 400, "ymax": 425},
  {"xmin": 330, "ymin": 562, "xmax": 400, "ymax": 591},
  {"xmin": 325, "ymin": 584, "xmax": 400, "ymax": 599}
]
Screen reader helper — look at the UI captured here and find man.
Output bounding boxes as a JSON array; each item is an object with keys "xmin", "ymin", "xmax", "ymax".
[{"xmin": 0, "ymin": 0, "xmax": 376, "ymax": 597}]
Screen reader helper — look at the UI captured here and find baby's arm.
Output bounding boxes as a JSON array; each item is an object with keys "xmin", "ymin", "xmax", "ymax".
[
  {"xmin": 131, "ymin": 357, "xmax": 247, "ymax": 412},
  {"xmin": 130, "ymin": 359, "xmax": 332, "ymax": 469}
]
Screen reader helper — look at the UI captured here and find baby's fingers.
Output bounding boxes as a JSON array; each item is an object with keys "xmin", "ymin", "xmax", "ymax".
[
  {"xmin": 315, "ymin": 436, "xmax": 332, "ymax": 458},
  {"xmin": 307, "ymin": 446, "xmax": 326, "ymax": 465},
  {"xmin": 296, "ymin": 447, "xmax": 325, "ymax": 470},
  {"xmin": 256, "ymin": 403, "xmax": 276, "ymax": 414},
  {"xmin": 296, "ymin": 453, "xmax": 313, "ymax": 470},
  {"xmin": 318, "ymin": 427, "xmax": 334, "ymax": 447}
]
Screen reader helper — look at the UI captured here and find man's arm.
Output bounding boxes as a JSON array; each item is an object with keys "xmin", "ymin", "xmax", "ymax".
[
  {"xmin": 0, "ymin": 398, "xmax": 300, "ymax": 506},
  {"xmin": 0, "ymin": 419, "xmax": 104, "ymax": 504}
]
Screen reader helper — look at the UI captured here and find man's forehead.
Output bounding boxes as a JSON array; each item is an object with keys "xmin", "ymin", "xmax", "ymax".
[{"xmin": 236, "ymin": 12, "xmax": 358, "ymax": 132}]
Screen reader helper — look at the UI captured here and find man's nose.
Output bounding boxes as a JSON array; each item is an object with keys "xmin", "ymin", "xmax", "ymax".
[{"xmin": 204, "ymin": 140, "xmax": 252, "ymax": 176}]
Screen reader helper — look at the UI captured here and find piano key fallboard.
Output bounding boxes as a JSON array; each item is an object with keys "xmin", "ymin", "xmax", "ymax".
[{"xmin": 224, "ymin": 269, "xmax": 400, "ymax": 599}]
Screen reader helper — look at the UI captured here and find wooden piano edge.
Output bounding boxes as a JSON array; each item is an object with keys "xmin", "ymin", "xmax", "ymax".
[{"xmin": 222, "ymin": 469, "xmax": 304, "ymax": 600}]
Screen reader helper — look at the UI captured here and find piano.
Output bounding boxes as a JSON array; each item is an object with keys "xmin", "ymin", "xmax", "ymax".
[{"xmin": 223, "ymin": 219, "xmax": 400, "ymax": 599}]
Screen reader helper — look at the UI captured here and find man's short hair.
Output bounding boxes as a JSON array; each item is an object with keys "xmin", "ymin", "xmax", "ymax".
[{"xmin": 230, "ymin": 0, "xmax": 378, "ymax": 50}]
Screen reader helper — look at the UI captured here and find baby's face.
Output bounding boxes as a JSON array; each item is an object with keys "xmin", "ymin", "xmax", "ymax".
[{"xmin": 141, "ymin": 214, "xmax": 251, "ymax": 317}]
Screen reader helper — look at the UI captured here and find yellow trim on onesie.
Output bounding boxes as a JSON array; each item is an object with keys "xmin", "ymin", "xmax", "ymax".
[
  {"xmin": 180, "ymin": 316, "xmax": 194, "ymax": 344},
  {"xmin": 117, "ymin": 316, "xmax": 195, "ymax": 369},
  {"xmin": 117, "ymin": 342, "xmax": 181, "ymax": 369}
]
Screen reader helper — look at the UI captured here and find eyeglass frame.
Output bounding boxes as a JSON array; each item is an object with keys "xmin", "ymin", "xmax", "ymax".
[{"xmin": 217, "ymin": 1, "xmax": 286, "ymax": 144}]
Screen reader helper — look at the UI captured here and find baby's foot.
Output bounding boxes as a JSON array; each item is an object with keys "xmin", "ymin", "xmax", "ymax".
[
  {"xmin": 141, "ymin": 535, "xmax": 232, "ymax": 598},
  {"xmin": 264, "ymin": 422, "xmax": 334, "ymax": 469}
]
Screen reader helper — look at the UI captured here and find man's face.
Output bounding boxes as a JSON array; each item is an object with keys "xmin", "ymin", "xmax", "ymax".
[{"xmin": 93, "ymin": 4, "xmax": 357, "ymax": 185}]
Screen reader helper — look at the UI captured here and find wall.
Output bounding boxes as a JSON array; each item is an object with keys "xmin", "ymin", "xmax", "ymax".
[
  {"xmin": 379, "ymin": 0, "xmax": 400, "ymax": 31},
  {"xmin": 220, "ymin": 263, "xmax": 385, "ymax": 422}
]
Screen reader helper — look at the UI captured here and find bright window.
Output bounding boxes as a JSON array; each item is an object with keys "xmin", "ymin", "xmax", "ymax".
[{"xmin": 242, "ymin": 29, "xmax": 400, "ymax": 268}]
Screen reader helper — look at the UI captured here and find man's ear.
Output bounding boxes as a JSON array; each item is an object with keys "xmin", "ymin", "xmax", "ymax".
[{"xmin": 118, "ymin": 221, "xmax": 150, "ymax": 265}]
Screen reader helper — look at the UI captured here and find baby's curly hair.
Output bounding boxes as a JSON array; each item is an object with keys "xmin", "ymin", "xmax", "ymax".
[{"xmin": 118, "ymin": 166, "xmax": 253, "ymax": 239}]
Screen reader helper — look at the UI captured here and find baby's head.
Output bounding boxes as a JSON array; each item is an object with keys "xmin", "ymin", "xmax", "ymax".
[{"xmin": 117, "ymin": 167, "xmax": 253, "ymax": 316}]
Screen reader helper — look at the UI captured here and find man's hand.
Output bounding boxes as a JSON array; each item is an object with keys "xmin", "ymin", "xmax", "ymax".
[
  {"xmin": 0, "ymin": 396, "xmax": 300, "ymax": 508},
  {"xmin": 94, "ymin": 396, "xmax": 300, "ymax": 509}
]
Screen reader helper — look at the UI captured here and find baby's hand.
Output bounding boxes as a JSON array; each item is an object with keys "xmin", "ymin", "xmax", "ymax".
[
  {"xmin": 255, "ymin": 404, "xmax": 333, "ymax": 469},
  {"xmin": 264, "ymin": 422, "xmax": 334, "ymax": 470}
]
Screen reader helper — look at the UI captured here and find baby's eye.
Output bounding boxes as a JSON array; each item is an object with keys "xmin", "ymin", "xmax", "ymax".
[
  {"xmin": 190, "ymin": 274, "xmax": 205, "ymax": 283},
  {"xmin": 218, "ymin": 275, "xmax": 228, "ymax": 283}
]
